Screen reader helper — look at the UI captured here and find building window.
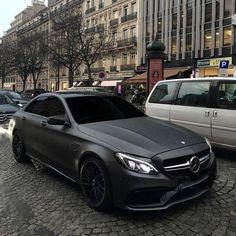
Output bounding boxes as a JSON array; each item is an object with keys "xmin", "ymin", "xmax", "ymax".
[
  {"xmin": 224, "ymin": 0, "xmax": 232, "ymax": 18},
  {"xmin": 158, "ymin": 17, "xmax": 162, "ymax": 33},
  {"xmin": 186, "ymin": 8, "xmax": 192, "ymax": 27},
  {"xmin": 122, "ymin": 54, "xmax": 128, "ymax": 64},
  {"xmin": 123, "ymin": 5, "xmax": 128, "ymax": 17},
  {"xmin": 123, "ymin": 29, "xmax": 128, "ymax": 39},
  {"xmin": 215, "ymin": 28, "xmax": 220, "ymax": 48},
  {"xmin": 113, "ymin": 10, "xmax": 118, "ymax": 19},
  {"xmin": 204, "ymin": 30, "xmax": 212, "ymax": 49},
  {"xmin": 216, "ymin": 0, "xmax": 220, "ymax": 20},
  {"xmin": 111, "ymin": 56, "xmax": 116, "ymax": 66},
  {"xmin": 131, "ymin": 2, "xmax": 136, "ymax": 13},
  {"xmin": 131, "ymin": 27, "xmax": 136, "ymax": 38},
  {"xmin": 171, "ymin": 37, "xmax": 177, "ymax": 54},
  {"xmin": 172, "ymin": 14, "xmax": 177, "ymax": 30},
  {"xmin": 130, "ymin": 53, "xmax": 135, "ymax": 64},
  {"xmin": 91, "ymin": 0, "xmax": 95, "ymax": 7},
  {"xmin": 112, "ymin": 31, "xmax": 117, "ymax": 41},
  {"xmin": 186, "ymin": 34, "xmax": 192, "ymax": 51},
  {"xmin": 205, "ymin": 1, "xmax": 212, "ymax": 22},
  {"xmin": 86, "ymin": 1, "xmax": 90, "ymax": 9},
  {"xmin": 180, "ymin": 35, "xmax": 183, "ymax": 52},
  {"xmin": 223, "ymin": 26, "xmax": 232, "ymax": 46}
]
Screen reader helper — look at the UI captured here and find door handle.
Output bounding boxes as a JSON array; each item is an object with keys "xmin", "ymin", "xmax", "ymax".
[
  {"xmin": 40, "ymin": 121, "xmax": 47, "ymax": 127},
  {"xmin": 204, "ymin": 110, "xmax": 210, "ymax": 118},
  {"xmin": 213, "ymin": 110, "xmax": 218, "ymax": 119},
  {"xmin": 21, "ymin": 116, "xmax": 26, "ymax": 121}
]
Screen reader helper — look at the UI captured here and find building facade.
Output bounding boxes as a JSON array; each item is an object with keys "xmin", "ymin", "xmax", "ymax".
[{"xmin": 138, "ymin": 0, "xmax": 236, "ymax": 77}]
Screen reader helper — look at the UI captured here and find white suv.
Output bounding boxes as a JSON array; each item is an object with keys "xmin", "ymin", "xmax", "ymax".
[{"xmin": 145, "ymin": 77, "xmax": 236, "ymax": 150}]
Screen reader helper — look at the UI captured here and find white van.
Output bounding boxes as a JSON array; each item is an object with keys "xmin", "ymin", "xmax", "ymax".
[{"xmin": 145, "ymin": 77, "xmax": 236, "ymax": 150}]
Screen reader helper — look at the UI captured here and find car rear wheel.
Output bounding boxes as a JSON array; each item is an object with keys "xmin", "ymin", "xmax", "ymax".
[
  {"xmin": 12, "ymin": 132, "xmax": 28, "ymax": 163},
  {"xmin": 80, "ymin": 157, "xmax": 112, "ymax": 211}
]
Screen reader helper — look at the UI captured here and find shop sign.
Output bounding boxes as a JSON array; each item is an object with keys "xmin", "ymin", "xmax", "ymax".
[
  {"xmin": 219, "ymin": 69, "xmax": 228, "ymax": 77},
  {"xmin": 197, "ymin": 59, "xmax": 210, "ymax": 67},
  {"xmin": 210, "ymin": 57, "xmax": 232, "ymax": 67},
  {"xmin": 136, "ymin": 64, "xmax": 147, "ymax": 71}
]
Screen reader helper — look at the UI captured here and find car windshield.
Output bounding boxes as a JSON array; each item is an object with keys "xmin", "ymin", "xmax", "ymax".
[
  {"xmin": 0, "ymin": 95, "xmax": 13, "ymax": 105},
  {"xmin": 66, "ymin": 96, "xmax": 146, "ymax": 124}
]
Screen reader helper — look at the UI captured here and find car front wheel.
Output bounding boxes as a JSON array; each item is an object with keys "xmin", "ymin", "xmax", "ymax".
[
  {"xmin": 80, "ymin": 157, "xmax": 112, "ymax": 211},
  {"xmin": 12, "ymin": 132, "xmax": 28, "ymax": 163}
]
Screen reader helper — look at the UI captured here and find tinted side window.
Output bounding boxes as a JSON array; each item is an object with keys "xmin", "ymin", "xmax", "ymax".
[
  {"xmin": 47, "ymin": 97, "xmax": 65, "ymax": 117},
  {"xmin": 25, "ymin": 96, "xmax": 65, "ymax": 117},
  {"xmin": 217, "ymin": 82, "xmax": 236, "ymax": 110},
  {"xmin": 176, "ymin": 81, "xmax": 210, "ymax": 107},
  {"xmin": 149, "ymin": 82, "xmax": 178, "ymax": 104},
  {"xmin": 25, "ymin": 96, "xmax": 48, "ymax": 116}
]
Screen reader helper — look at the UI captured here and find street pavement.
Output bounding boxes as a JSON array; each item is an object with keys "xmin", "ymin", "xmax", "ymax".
[{"xmin": 0, "ymin": 125, "xmax": 236, "ymax": 236}]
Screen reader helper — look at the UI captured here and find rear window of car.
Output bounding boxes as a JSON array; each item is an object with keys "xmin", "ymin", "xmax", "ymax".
[{"xmin": 66, "ymin": 96, "xmax": 146, "ymax": 124}]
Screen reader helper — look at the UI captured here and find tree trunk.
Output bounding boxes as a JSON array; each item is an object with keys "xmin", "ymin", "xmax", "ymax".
[
  {"xmin": 68, "ymin": 67, "xmax": 74, "ymax": 88},
  {"xmin": 87, "ymin": 66, "xmax": 94, "ymax": 87},
  {"xmin": 1, "ymin": 77, "xmax": 5, "ymax": 89},
  {"xmin": 32, "ymin": 73, "xmax": 37, "ymax": 90},
  {"xmin": 22, "ymin": 79, "xmax": 26, "ymax": 91}
]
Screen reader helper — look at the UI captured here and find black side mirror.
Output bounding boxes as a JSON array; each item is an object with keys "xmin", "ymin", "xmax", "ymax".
[{"xmin": 47, "ymin": 115, "xmax": 71, "ymax": 127}]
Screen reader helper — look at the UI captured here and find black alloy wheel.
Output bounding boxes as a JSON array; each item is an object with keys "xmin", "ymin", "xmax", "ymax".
[
  {"xmin": 80, "ymin": 157, "xmax": 112, "ymax": 211},
  {"xmin": 12, "ymin": 132, "xmax": 28, "ymax": 163}
]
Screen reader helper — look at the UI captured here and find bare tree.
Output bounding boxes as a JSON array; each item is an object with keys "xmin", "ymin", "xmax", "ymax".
[
  {"xmin": 49, "ymin": 8, "xmax": 82, "ymax": 88},
  {"xmin": 18, "ymin": 32, "xmax": 48, "ymax": 89},
  {"xmin": 0, "ymin": 41, "xmax": 15, "ymax": 88},
  {"xmin": 13, "ymin": 38, "xmax": 31, "ymax": 91},
  {"xmin": 79, "ymin": 21, "xmax": 112, "ymax": 86}
]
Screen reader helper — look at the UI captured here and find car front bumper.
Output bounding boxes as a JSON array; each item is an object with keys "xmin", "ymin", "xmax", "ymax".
[{"xmin": 110, "ymin": 152, "xmax": 216, "ymax": 211}]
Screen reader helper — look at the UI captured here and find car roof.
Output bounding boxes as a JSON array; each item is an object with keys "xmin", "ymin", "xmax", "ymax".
[
  {"xmin": 52, "ymin": 91, "xmax": 114, "ymax": 98},
  {"xmin": 160, "ymin": 77, "xmax": 236, "ymax": 83}
]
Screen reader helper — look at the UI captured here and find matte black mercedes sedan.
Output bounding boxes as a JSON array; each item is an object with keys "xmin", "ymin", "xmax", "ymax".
[{"xmin": 9, "ymin": 92, "xmax": 217, "ymax": 211}]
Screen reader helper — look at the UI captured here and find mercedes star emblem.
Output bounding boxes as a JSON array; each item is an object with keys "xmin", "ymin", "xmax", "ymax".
[{"xmin": 189, "ymin": 156, "xmax": 200, "ymax": 173}]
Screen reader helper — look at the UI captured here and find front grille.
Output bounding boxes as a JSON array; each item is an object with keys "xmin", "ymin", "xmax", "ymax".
[
  {"xmin": 163, "ymin": 149, "xmax": 209, "ymax": 167},
  {"xmin": 0, "ymin": 114, "xmax": 12, "ymax": 123},
  {"xmin": 161, "ymin": 149, "xmax": 211, "ymax": 177}
]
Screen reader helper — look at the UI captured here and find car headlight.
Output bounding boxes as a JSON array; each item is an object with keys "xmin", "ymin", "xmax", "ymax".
[
  {"xmin": 115, "ymin": 153, "xmax": 159, "ymax": 175},
  {"xmin": 205, "ymin": 137, "xmax": 212, "ymax": 153}
]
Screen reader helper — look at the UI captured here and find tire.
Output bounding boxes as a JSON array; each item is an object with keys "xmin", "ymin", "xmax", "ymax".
[
  {"xmin": 12, "ymin": 132, "xmax": 28, "ymax": 163},
  {"xmin": 80, "ymin": 156, "xmax": 112, "ymax": 211}
]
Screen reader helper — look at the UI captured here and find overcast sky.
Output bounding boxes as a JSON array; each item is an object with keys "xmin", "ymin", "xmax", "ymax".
[{"xmin": 0, "ymin": 0, "xmax": 47, "ymax": 37}]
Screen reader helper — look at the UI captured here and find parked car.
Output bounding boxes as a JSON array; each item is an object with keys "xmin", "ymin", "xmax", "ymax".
[
  {"xmin": 0, "ymin": 94, "xmax": 20, "ymax": 124},
  {"xmin": 145, "ymin": 77, "xmax": 236, "ymax": 150},
  {"xmin": 0, "ymin": 90, "xmax": 28, "ymax": 107},
  {"xmin": 9, "ymin": 91, "xmax": 216, "ymax": 211},
  {"xmin": 22, "ymin": 89, "xmax": 46, "ymax": 100}
]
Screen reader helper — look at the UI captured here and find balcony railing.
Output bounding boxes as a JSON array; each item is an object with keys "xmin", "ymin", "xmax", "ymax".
[
  {"xmin": 85, "ymin": 6, "xmax": 96, "ymax": 14},
  {"xmin": 117, "ymin": 37, "xmax": 137, "ymax": 48},
  {"xmin": 110, "ymin": 18, "xmax": 119, "ymax": 27},
  {"xmin": 112, "ymin": 0, "xmax": 117, "ymax": 3},
  {"xmin": 110, "ymin": 66, "xmax": 117, "ymax": 72},
  {"xmin": 121, "ymin": 12, "xmax": 137, "ymax": 23},
  {"xmin": 99, "ymin": 2, "xmax": 104, "ymax": 9},
  {"xmin": 120, "ymin": 64, "xmax": 136, "ymax": 71}
]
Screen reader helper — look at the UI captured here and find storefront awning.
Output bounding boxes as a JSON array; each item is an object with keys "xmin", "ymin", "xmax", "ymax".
[
  {"xmin": 100, "ymin": 80, "xmax": 122, "ymax": 87},
  {"xmin": 122, "ymin": 67, "xmax": 191, "ymax": 84}
]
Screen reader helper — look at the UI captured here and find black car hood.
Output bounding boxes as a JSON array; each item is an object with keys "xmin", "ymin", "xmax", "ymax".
[
  {"xmin": 0, "ymin": 104, "xmax": 19, "ymax": 114},
  {"xmin": 79, "ymin": 117, "xmax": 204, "ymax": 157}
]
